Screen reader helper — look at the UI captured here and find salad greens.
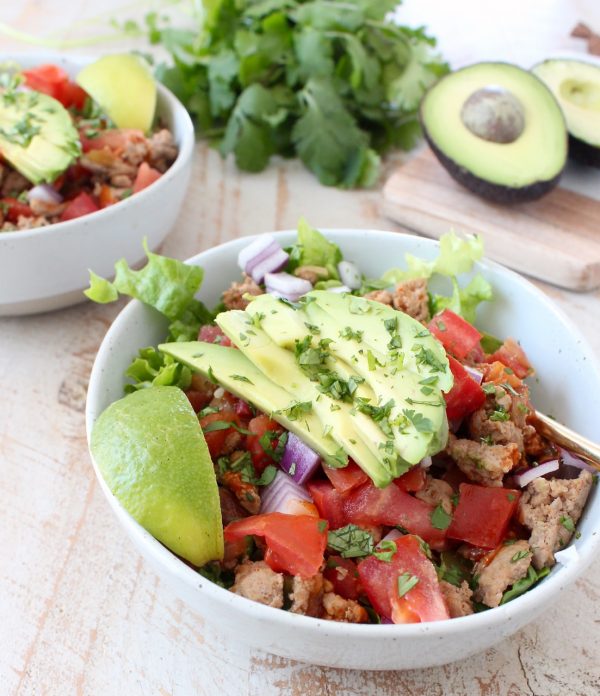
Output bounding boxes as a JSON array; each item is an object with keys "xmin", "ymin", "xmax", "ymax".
[{"xmin": 122, "ymin": 0, "xmax": 448, "ymax": 187}]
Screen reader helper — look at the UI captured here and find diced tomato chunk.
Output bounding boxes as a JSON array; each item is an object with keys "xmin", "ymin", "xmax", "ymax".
[
  {"xmin": 394, "ymin": 466, "xmax": 427, "ymax": 493},
  {"xmin": 133, "ymin": 162, "xmax": 162, "ymax": 193},
  {"xmin": 343, "ymin": 481, "xmax": 447, "ymax": 549},
  {"xmin": 22, "ymin": 64, "xmax": 68, "ymax": 100},
  {"xmin": 428, "ymin": 309, "xmax": 483, "ymax": 360},
  {"xmin": 323, "ymin": 460, "xmax": 369, "ymax": 493},
  {"xmin": 98, "ymin": 184, "xmax": 117, "ymax": 208},
  {"xmin": 234, "ymin": 399, "xmax": 253, "ymax": 419},
  {"xmin": 483, "ymin": 360, "xmax": 523, "ymax": 389},
  {"xmin": 487, "ymin": 338, "xmax": 532, "ymax": 379},
  {"xmin": 199, "ymin": 410, "xmax": 239, "ymax": 458},
  {"xmin": 358, "ymin": 535, "xmax": 449, "ymax": 624},
  {"xmin": 184, "ymin": 389, "xmax": 212, "ymax": 413},
  {"xmin": 198, "ymin": 324, "xmax": 232, "ymax": 346},
  {"xmin": 306, "ymin": 479, "xmax": 348, "ymax": 530},
  {"xmin": 1, "ymin": 198, "xmax": 34, "ymax": 223},
  {"xmin": 444, "ymin": 355, "xmax": 486, "ymax": 421},
  {"xmin": 324, "ymin": 556, "xmax": 362, "ymax": 600},
  {"xmin": 224, "ymin": 513, "xmax": 327, "ymax": 578},
  {"xmin": 56, "ymin": 80, "xmax": 88, "ymax": 109},
  {"xmin": 59, "ymin": 192, "xmax": 99, "ymax": 221},
  {"xmin": 246, "ymin": 414, "xmax": 284, "ymax": 473},
  {"xmin": 447, "ymin": 483, "xmax": 521, "ymax": 549}
]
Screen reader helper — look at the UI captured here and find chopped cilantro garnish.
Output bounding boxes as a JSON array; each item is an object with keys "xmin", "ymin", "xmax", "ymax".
[
  {"xmin": 327, "ymin": 525, "xmax": 374, "ymax": 559},
  {"xmin": 402, "ymin": 409, "xmax": 434, "ymax": 433},
  {"xmin": 500, "ymin": 566, "xmax": 550, "ymax": 604},
  {"xmin": 397, "ymin": 573, "xmax": 419, "ymax": 598},
  {"xmin": 430, "ymin": 504, "xmax": 452, "ymax": 530},
  {"xmin": 490, "ymin": 407, "xmax": 510, "ymax": 422},
  {"xmin": 560, "ymin": 516, "xmax": 576, "ymax": 533},
  {"xmin": 373, "ymin": 540, "xmax": 397, "ymax": 562},
  {"xmin": 230, "ymin": 374, "xmax": 253, "ymax": 384},
  {"xmin": 511, "ymin": 549, "xmax": 530, "ymax": 563}
]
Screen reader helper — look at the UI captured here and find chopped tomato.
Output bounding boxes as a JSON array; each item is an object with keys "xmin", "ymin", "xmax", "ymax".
[
  {"xmin": 324, "ymin": 556, "xmax": 362, "ymax": 600},
  {"xmin": 323, "ymin": 460, "xmax": 369, "ymax": 493},
  {"xmin": 483, "ymin": 360, "xmax": 523, "ymax": 390},
  {"xmin": 394, "ymin": 466, "xmax": 427, "ymax": 493},
  {"xmin": 22, "ymin": 64, "xmax": 68, "ymax": 100},
  {"xmin": 444, "ymin": 356, "xmax": 486, "ymax": 421},
  {"xmin": 1, "ymin": 198, "xmax": 34, "ymax": 223},
  {"xmin": 447, "ymin": 483, "xmax": 521, "ymax": 549},
  {"xmin": 198, "ymin": 324, "xmax": 232, "ymax": 347},
  {"xmin": 80, "ymin": 128, "xmax": 145, "ymax": 154},
  {"xmin": 184, "ymin": 389, "xmax": 212, "ymax": 413},
  {"xmin": 343, "ymin": 482, "xmax": 447, "ymax": 549},
  {"xmin": 59, "ymin": 192, "xmax": 99, "ymax": 222},
  {"xmin": 56, "ymin": 80, "xmax": 88, "ymax": 109},
  {"xmin": 98, "ymin": 184, "xmax": 117, "ymax": 208},
  {"xmin": 428, "ymin": 309, "xmax": 483, "ymax": 360},
  {"xmin": 487, "ymin": 338, "xmax": 532, "ymax": 379},
  {"xmin": 199, "ymin": 410, "xmax": 239, "ymax": 458},
  {"xmin": 133, "ymin": 162, "xmax": 162, "ymax": 193},
  {"xmin": 224, "ymin": 513, "xmax": 328, "ymax": 578},
  {"xmin": 234, "ymin": 399, "xmax": 253, "ymax": 419},
  {"xmin": 307, "ymin": 479, "xmax": 348, "ymax": 530},
  {"xmin": 358, "ymin": 535, "xmax": 449, "ymax": 624},
  {"xmin": 246, "ymin": 414, "xmax": 284, "ymax": 473}
]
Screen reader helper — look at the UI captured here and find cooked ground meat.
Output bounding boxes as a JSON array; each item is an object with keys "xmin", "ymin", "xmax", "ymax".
[
  {"xmin": 440, "ymin": 580, "xmax": 473, "ymax": 618},
  {"xmin": 1, "ymin": 169, "xmax": 29, "ymax": 197},
  {"xmin": 391, "ymin": 278, "xmax": 430, "ymax": 322},
  {"xmin": 415, "ymin": 475, "xmax": 454, "ymax": 514},
  {"xmin": 322, "ymin": 592, "xmax": 369, "ymax": 623},
  {"xmin": 148, "ymin": 128, "xmax": 178, "ymax": 172},
  {"xmin": 518, "ymin": 470, "xmax": 593, "ymax": 569},
  {"xmin": 522, "ymin": 425, "xmax": 547, "ymax": 458},
  {"xmin": 219, "ymin": 487, "xmax": 249, "ymax": 526},
  {"xmin": 294, "ymin": 265, "xmax": 329, "ymax": 284},
  {"xmin": 221, "ymin": 469, "xmax": 261, "ymax": 514},
  {"xmin": 473, "ymin": 540, "xmax": 531, "ymax": 608},
  {"xmin": 288, "ymin": 574, "xmax": 324, "ymax": 616},
  {"xmin": 231, "ymin": 560, "xmax": 284, "ymax": 608},
  {"xmin": 222, "ymin": 274, "xmax": 264, "ymax": 310},
  {"xmin": 80, "ymin": 149, "xmax": 138, "ymax": 179},
  {"xmin": 363, "ymin": 289, "xmax": 393, "ymax": 305},
  {"xmin": 447, "ymin": 433, "xmax": 520, "ymax": 486}
]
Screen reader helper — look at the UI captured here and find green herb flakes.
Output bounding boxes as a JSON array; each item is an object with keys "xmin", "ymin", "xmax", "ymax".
[
  {"xmin": 397, "ymin": 573, "xmax": 419, "ymax": 598},
  {"xmin": 327, "ymin": 524, "xmax": 374, "ymax": 559}
]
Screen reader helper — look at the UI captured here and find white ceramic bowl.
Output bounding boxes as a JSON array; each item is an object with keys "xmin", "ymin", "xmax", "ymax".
[
  {"xmin": 86, "ymin": 230, "xmax": 600, "ymax": 670},
  {"xmin": 0, "ymin": 53, "xmax": 194, "ymax": 316}
]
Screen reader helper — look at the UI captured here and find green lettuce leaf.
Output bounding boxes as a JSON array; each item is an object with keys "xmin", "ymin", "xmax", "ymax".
[
  {"xmin": 124, "ymin": 347, "xmax": 192, "ymax": 393},
  {"xmin": 85, "ymin": 271, "xmax": 119, "ymax": 303},
  {"xmin": 289, "ymin": 218, "xmax": 343, "ymax": 278},
  {"xmin": 430, "ymin": 275, "xmax": 493, "ymax": 325}
]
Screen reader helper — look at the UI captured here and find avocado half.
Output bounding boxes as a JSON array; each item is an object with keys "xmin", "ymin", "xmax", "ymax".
[
  {"xmin": 532, "ymin": 59, "xmax": 600, "ymax": 167},
  {"xmin": 420, "ymin": 62, "xmax": 568, "ymax": 204}
]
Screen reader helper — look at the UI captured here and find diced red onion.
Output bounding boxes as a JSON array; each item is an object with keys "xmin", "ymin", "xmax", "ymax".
[
  {"xmin": 327, "ymin": 285, "xmax": 352, "ymax": 294},
  {"xmin": 513, "ymin": 459, "xmax": 560, "ymax": 488},
  {"xmin": 554, "ymin": 545, "xmax": 579, "ymax": 567},
  {"xmin": 380, "ymin": 529, "xmax": 403, "ymax": 544},
  {"xmin": 337, "ymin": 260, "xmax": 362, "ymax": 290},
  {"xmin": 381, "ymin": 616, "xmax": 394, "ymax": 624},
  {"xmin": 558, "ymin": 447, "xmax": 596, "ymax": 473},
  {"xmin": 419, "ymin": 456, "xmax": 433, "ymax": 469},
  {"xmin": 464, "ymin": 365, "xmax": 484, "ymax": 384},
  {"xmin": 260, "ymin": 470, "xmax": 311, "ymax": 514},
  {"xmin": 280, "ymin": 432, "xmax": 321, "ymax": 484},
  {"xmin": 27, "ymin": 184, "xmax": 63, "ymax": 205},
  {"xmin": 238, "ymin": 235, "xmax": 278, "ymax": 273},
  {"xmin": 250, "ymin": 248, "xmax": 290, "ymax": 284},
  {"xmin": 264, "ymin": 272, "xmax": 312, "ymax": 302}
]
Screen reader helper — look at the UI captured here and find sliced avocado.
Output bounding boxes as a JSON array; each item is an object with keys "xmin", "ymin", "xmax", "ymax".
[
  {"xmin": 420, "ymin": 62, "xmax": 567, "ymax": 203},
  {"xmin": 158, "ymin": 339, "xmax": 345, "ymax": 466},
  {"xmin": 532, "ymin": 59, "xmax": 600, "ymax": 167},
  {"xmin": 216, "ymin": 309, "xmax": 394, "ymax": 487},
  {"xmin": 0, "ymin": 89, "xmax": 80, "ymax": 184}
]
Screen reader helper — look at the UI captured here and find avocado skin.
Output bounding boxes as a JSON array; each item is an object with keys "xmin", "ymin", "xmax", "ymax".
[
  {"xmin": 422, "ymin": 127, "xmax": 564, "ymax": 204},
  {"xmin": 568, "ymin": 133, "xmax": 600, "ymax": 168}
]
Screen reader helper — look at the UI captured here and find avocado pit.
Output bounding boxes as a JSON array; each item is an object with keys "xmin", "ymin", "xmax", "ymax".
[{"xmin": 461, "ymin": 86, "xmax": 525, "ymax": 144}]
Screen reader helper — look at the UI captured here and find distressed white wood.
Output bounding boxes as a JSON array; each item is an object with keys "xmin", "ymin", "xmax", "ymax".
[{"xmin": 1, "ymin": 2, "xmax": 600, "ymax": 694}]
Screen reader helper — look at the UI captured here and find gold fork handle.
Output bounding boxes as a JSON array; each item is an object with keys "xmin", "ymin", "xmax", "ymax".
[{"xmin": 532, "ymin": 411, "xmax": 600, "ymax": 473}]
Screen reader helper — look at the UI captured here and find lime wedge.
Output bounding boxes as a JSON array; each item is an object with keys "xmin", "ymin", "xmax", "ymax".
[
  {"xmin": 77, "ymin": 54, "xmax": 157, "ymax": 132},
  {"xmin": 91, "ymin": 386, "xmax": 223, "ymax": 566}
]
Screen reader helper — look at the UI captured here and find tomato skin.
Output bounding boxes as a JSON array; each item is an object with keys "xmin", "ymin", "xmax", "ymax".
[
  {"xmin": 22, "ymin": 64, "xmax": 68, "ymax": 100},
  {"xmin": 184, "ymin": 389, "xmax": 212, "ymax": 414},
  {"xmin": 56, "ymin": 80, "xmax": 88, "ymax": 109},
  {"xmin": 224, "ymin": 513, "xmax": 328, "ymax": 578},
  {"xmin": 394, "ymin": 466, "xmax": 427, "ymax": 493},
  {"xmin": 307, "ymin": 480, "xmax": 348, "ymax": 530},
  {"xmin": 487, "ymin": 338, "xmax": 532, "ymax": 379},
  {"xmin": 447, "ymin": 483, "xmax": 521, "ymax": 549},
  {"xmin": 343, "ymin": 482, "xmax": 447, "ymax": 549},
  {"xmin": 80, "ymin": 128, "xmax": 145, "ymax": 154},
  {"xmin": 1, "ymin": 198, "xmax": 34, "ymax": 223},
  {"xmin": 444, "ymin": 356, "xmax": 486, "ymax": 421},
  {"xmin": 358, "ymin": 535, "xmax": 450, "ymax": 624},
  {"xmin": 59, "ymin": 192, "xmax": 99, "ymax": 221},
  {"xmin": 198, "ymin": 324, "xmax": 232, "ymax": 346},
  {"xmin": 246, "ymin": 414, "xmax": 283, "ymax": 474},
  {"xmin": 324, "ymin": 556, "xmax": 362, "ymax": 600},
  {"xmin": 235, "ymin": 399, "xmax": 253, "ymax": 419},
  {"xmin": 199, "ymin": 410, "xmax": 239, "ymax": 458},
  {"xmin": 133, "ymin": 162, "xmax": 162, "ymax": 193},
  {"xmin": 483, "ymin": 360, "xmax": 523, "ymax": 389},
  {"xmin": 323, "ymin": 460, "xmax": 369, "ymax": 493},
  {"xmin": 428, "ymin": 309, "xmax": 483, "ymax": 360}
]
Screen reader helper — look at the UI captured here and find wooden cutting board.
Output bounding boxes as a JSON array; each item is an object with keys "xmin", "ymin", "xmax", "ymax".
[{"xmin": 381, "ymin": 148, "xmax": 600, "ymax": 291}]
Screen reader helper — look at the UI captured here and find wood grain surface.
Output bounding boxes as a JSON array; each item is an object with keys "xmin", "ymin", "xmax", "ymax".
[{"xmin": 2, "ymin": 2, "xmax": 600, "ymax": 695}]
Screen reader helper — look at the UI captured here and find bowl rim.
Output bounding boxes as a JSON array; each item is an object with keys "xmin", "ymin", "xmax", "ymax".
[
  {"xmin": 0, "ymin": 51, "xmax": 195, "ymax": 240},
  {"xmin": 86, "ymin": 228, "xmax": 600, "ymax": 638}
]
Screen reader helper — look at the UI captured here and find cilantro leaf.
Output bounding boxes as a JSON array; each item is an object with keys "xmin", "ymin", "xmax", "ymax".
[{"xmin": 327, "ymin": 524, "xmax": 374, "ymax": 558}]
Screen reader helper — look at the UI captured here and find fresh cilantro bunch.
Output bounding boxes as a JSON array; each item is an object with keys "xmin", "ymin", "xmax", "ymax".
[{"xmin": 145, "ymin": 0, "xmax": 447, "ymax": 187}]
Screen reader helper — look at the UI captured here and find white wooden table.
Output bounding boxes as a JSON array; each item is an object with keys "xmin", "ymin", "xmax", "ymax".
[{"xmin": 2, "ymin": 2, "xmax": 600, "ymax": 694}]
